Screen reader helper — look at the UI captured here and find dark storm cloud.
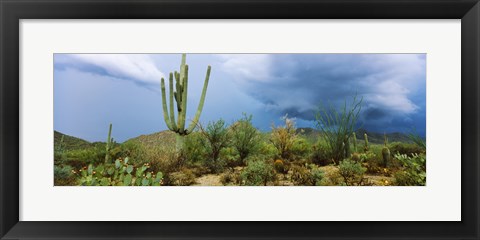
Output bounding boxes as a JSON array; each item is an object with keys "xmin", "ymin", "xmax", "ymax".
[{"xmin": 220, "ymin": 54, "xmax": 426, "ymax": 134}]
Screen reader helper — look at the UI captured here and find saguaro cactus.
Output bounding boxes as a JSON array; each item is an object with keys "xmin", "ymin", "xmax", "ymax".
[
  {"xmin": 363, "ymin": 133, "xmax": 369, "ymax": 152},
  {"xmin": 105, "ymin": 123, "xmax": 113, "ymax": 163},
  {"xmin": 160, "ymin": 54, "xmax": 211, "ymax": 150}
]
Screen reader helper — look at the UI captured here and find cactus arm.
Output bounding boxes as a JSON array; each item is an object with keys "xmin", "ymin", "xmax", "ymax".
[
  {"xmin": 174, "ymin": 71, "xmax": 182, "ymax": 112},
  {"xmin": 187, "ymin": 65, "xmax": 211, "ymax": 133},
  {"xmin": 178, "ymin": 65, "xmax": 189, "ymax": 134},
  {"xmin": 161, "ymin": 78, "xmax": 173, "ymax": 130},
  {"xmin": 168, "ymin": 73, "xmax": 178, "ymax": 131}
]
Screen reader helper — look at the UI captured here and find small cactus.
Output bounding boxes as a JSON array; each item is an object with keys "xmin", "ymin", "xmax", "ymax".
[
  {"xmin": 104, "ymin": 123, "xmax": 113, "ymax": 164},
  {"xmin": 363, "ymin": 133, "xmax": 369, "ymax": 152},
  {"xmin": 352, "ymin": 132, "xmax": 357, "ymax": 153}
]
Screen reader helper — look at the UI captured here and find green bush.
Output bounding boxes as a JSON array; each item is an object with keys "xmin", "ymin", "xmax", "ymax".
[
  {"xmin": 290, "ymin": 164, "xmax": 325, "ymax": 186},
  {"xmin": 270, "ymin": 115, "xmax": 298, "ymax": 160},
  {"xmin": 63, "ymin": 146, "xmax": 106, "ymax": 168},
  {"xmin": 54, "ymin": 165, "xmax": 77, "ymax": 185},
  {"xmin": 221, "ymin": 147, "xmax": 241, "ymax": 169},
  {"xmin": 389, "ymin": 142, "xmax": 425, "ymax": 156},
  {"xmin": 183, "ymin": 132, "xmax": 208, "ymax": 165},
  {"xmin": 291, "ymin": 137, "xmax": 312, "ymax": 160},
  {"xmin": 394, "ymin": 153, "xmax": 426, "ymax": 186},
  {"xmin": 257, "ymin": 141, "xmax": 278, "ymax": 160},
  {"xmin": 198, "ymin": 119, "xmax": 230, "ymax": 173},
  {"xmin": 311, "ymin": 140, "xmax": 334, "ymax": 166},
  {"xmin": 338, "ymin": 159, "xmax": 367, "ymax": 186},
  {"xmin": 240, "ymin": 159, "xmax": 276, "ymax": 186},
  {"xmin": 230, "ymin": 114, "xmax": 261, "ymax": 163}
]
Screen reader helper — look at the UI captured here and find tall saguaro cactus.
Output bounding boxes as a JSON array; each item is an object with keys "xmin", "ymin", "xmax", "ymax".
[
  {"xmin": 160, "ymin": 54, "xmax": 211, "ymax": 150},
  {"xmin": 105, "ymin": 123, "xmax": 114, "ymax": 163}
]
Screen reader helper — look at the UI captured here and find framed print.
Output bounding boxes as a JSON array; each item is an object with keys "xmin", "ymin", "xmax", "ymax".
[{"xmin": 1, "ymin": 0, "xmax": 479, "ymax": 239}]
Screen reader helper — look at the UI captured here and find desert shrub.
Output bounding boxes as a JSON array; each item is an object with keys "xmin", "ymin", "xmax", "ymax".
[
  {"xmin": 338, "ymin": 159, "xmax": 367, "ymax": 186},
  {"xmin": 240, "ymin": 159, "xmax": 276, "ymax": 186},
  {"xmin": 63, "ymin": 146, "xmax": 106, "ymax": 168},
  {"xmin": 354, "ymin": 151, "xmax": 383, "ymax": 174},
  {"xmin": 291, "ymin": 137, "xmax": 312, "ymax": 160},
  {"xmin": 198, "ymin": 119, "xmax": 230, "ymax": 173},
  {"xmin": 54, "ymin": 151, "xmax": 66, "ymax": 164},
  {"xmin": 144, "ymin": 146, "xmax": 180, "ymax": 174},
  {"xmin": 270, "ymin": 115, "xmax": 297, "ymax": 160},
  {"xmin": 407, "ymin": 130, "xmax": 426, "ymax": 150},
  {"xmin": 221, "ymin": 147, "xmax": 242, "ymax": 170},
  {"xmin": 78, "ymin": 157, "xmax": 163, "ymax": 186},
  {"xmin": 318, "ymin": 166, "xmax": 343, "ymax": 186},
  {"xmin": 230, "ymin": 114, "xmax": 261, "ymax": 163},
  {"xmin": 394, "ymin": 153, "xmax": 426, "ymax": 186},
  {"xmin": 257, "ymin": 141, "xmax": 278, "ymax": 160},
  {"xmin": 315, "ymin": 95, "xmax": 363, "ymax": 162},
  {"xmin": 310, "ymin": 165, "xmax": 326, "ymax": 186},
  {"xmin": 54, "ymin": 165, "xmax": 77, "ymax": 185},
  {"xmin": 166, "ymin": 168, "xmax": 196, "ymax": 186},
  {"xmin": 220, "ymin": 170, "xmax": 241, "ymax": 185},
  {"xmin": 311, "ymin": 140, "xmax": 334, "ymax": 166},
  {"xmin": 183, "ymin": 132, "xmax": 207, "ymax": 165},
  {"xmin": 118, "ymin": 140, "xmax": 146, "ymax": 164},
  {"xmin": 290, "ymin": 164, "xmax": 325, "ymax": 186},
  {"xmin": 389, "ymin": 142, "xmax": 425, "ymax": 156}
]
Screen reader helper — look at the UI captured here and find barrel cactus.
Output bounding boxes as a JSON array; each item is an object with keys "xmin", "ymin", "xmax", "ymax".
[{"xmin": 160, "ymin": 54, "xmax": 211, "ymax": 150}]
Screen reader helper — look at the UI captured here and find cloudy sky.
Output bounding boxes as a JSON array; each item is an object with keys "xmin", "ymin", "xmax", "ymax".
[{"xmin": 54, "ymin": 54, "xmax": 426, "ymax": 142}]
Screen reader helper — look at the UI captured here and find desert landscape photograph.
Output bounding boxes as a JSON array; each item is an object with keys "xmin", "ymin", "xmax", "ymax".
[{"xmin": 54, "ymin": 53, "xmax": 426, "ymax": 186}]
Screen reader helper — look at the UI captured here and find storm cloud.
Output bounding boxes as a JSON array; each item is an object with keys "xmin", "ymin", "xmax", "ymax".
[{"xmin": 219, "ymin": 54, "xmax": 426, "ymax": 134}]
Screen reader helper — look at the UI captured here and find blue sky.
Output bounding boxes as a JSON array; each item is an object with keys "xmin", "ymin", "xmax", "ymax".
[{"xmin": 54, "ymin": 54, "xmax": 426, "ymax": 142}]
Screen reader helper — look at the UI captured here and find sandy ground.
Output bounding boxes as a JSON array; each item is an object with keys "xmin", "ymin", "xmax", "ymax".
[
  {"xmin": 192, "ymin": 165, "xmax": 395, "ymax": 186},
  {"xmin": 193, "ymin": 174, "xmax": 222, "ymax": 186}
]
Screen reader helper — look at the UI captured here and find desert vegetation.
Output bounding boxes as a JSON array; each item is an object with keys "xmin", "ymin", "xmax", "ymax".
[
  {"xmin": 54, "ymin": 113, "xmax": 426, "ymax": 186},
  {"xmin": 54, "ymin": 54, "xmax": 426, "ymax": 186}
]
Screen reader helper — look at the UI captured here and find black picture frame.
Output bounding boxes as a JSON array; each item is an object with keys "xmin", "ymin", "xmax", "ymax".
[{"xmin": 1, "ymin": 0, "xmax": 479, "ymax": 239}]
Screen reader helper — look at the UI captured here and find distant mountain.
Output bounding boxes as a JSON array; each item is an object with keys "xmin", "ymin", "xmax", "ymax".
[
  {"xmin": 54, "ymin": 131, "xmax": 93, "ymax": 150},
  {"xmin": 55, "ymin": 126, "xmax": 412, "ymax": 151},
  {"xmin": 126, "ymin": 130, "xmax": 176, "ymax": 149},
  {"xmin": 296, "ymin": 127, "xmax": 411, "ymax": 144}
]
